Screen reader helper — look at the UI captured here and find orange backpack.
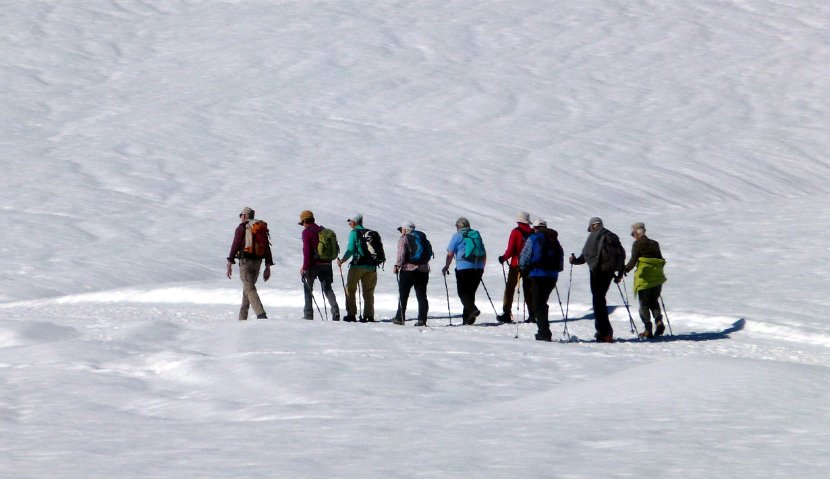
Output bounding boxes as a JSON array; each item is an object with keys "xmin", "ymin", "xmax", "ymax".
[{"xmin": 244, "ymin": 220, "xmax": 270, "ymax": 258}]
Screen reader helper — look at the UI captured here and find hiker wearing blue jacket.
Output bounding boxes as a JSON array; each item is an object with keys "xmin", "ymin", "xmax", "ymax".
[
  {"xmin": 442, "ymin": 217, "xmax": 485, "ymax": 325},
  {"xmin": 519, "ymin": 220, "xmax": 562, "ymax": 341}
]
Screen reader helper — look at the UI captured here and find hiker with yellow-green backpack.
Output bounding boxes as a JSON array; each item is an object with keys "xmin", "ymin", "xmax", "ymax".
[{"xmin": 622, "ymin": 222, "xmax": 667, "ymax": 338}]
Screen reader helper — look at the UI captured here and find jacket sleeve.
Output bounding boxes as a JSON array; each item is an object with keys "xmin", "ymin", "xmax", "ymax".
[
  {"xmin": 341, "ymin": 230, "xmax": 358, "ymax": 262},
  {"xmin": 301, "ymin": 229, "xmax": 314, "ymax": 270},
  {"xmin": 227, "ymin": 224, "xmax": 245, "ymax": 263},
  {"xmin": 503, "ymin": 229, "xmax": 519, "ymax": 259},
  {"xmin": 396, "ymin": 236, "xmax": 407, "ymax": 267},
  {"xmin": 625, "ymin": 241, "xmax": 641, "ymax": 273},
  {"xmin": 518, "ymin": 236, "xmax": 534, "ymax": 269}
]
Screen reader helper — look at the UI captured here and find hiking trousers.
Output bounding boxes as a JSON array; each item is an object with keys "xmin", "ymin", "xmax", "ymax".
[
  {"xmin": 455, "ymin": 268, "xmax": 484, "ymax": 323},
  {"xmin": 589, "ymin": 270, "xmax": 614, "ymax": 338},
  {"xmin": 503, "ymin": 265, "xmax": 534, "ymax": 319},
  {"xmin": 239, "ymin": 258, "xmax": 266, "ymax": 320},
  {"xmin": 303, "ymin": 263, "xmax": 340, "ymax": 320},
  {"xmin": 346, "ymin": 267, "xmax": 377, "ymax": 319},
  {"xmin": 637, "ymin": 284, "xmax": 663, "ymax": 329},
  {"xmin": 396, "ymin": 269, "xmax": 429, "ymax": 322},
  {"xmin": 530, "ymin": 276, "xmax": 557, "ymax": 339}
]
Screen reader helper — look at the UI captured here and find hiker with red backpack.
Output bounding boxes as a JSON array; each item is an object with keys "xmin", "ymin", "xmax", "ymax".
[
  {"xmin": 337, "ymin": 213, "xmax": 383, "ymax": 322},
  {"xmin": 299, "ymin": 210, "xmax": 341, "ymax": 321},
  {"xmin": 226, "ymin": 207, "xmax": 272, "ymax": 321},
  {"xmin": 519, "ymin": 220, "xmax": 564, "ymax": 342},
  {"xmin": 569, "ymin": 217, "xmax": 625, "ymax": 342},
  {"xmin": 496, "ymin": 211, "xmax": 535, "ymax": 324}
]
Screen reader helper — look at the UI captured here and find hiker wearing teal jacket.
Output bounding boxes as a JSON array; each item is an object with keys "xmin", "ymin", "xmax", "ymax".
[
  {"xmin": 337, "ymin": 213, "xmax": 378, "ymax": 322},
  {"xmin": 624, "ymin": 222, "xmax": 667, "ymax": 338}
]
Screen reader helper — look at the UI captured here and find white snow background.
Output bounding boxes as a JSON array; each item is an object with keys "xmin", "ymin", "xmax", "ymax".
[{"xmin": 1, "ymin": 1, "xmax": 829, "ymax": 478}]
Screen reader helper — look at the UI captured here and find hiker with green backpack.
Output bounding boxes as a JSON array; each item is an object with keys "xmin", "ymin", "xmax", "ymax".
[
  {"xmin": 441, "ymin": 217, "xmax": 486, "ymax": 325},
  {"xmin": 299, "ymin": 210, "xmax": 341, "ymax": 321},
  {"xmin": 623, "ymin": 222, "xmax": 667, "ymax": 338}
]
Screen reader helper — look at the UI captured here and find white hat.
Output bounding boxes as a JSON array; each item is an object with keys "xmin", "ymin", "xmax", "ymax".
[
  {"xmin": 397, "ymin": 221, "xmax": 416, "ymax": 232},
  {"xmin": 534, "ymin": 219, "xmax": 547, "ymax": 228},
  {"xmin": 516, "ymin": 211, "xmax": 531, "ymax": 224},
  {"xmin": 347, "ymin": 213, "xmax": 363, "ymax": 224}
]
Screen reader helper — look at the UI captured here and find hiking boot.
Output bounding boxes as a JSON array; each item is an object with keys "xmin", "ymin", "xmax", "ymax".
[
  {"xmin": 496, "ymin": 313, "xmax": 513, "ymax": 324},
  {"xmin": 463, "ymin": 309, "xmax": 480, "ymax": 325},
  {"xmin": 365, "ymin": 316, "xmax": 375, "ymax": 322},
  {"xmin": 343, "ymin": 315, "xmax": 357, "ymax": 322},
  {"xmin": 256, "ymin": 313, "xmax": 268, "ymax": 319},
  {"xmin": 523, "ymin": 316, "xmax": 536, "ymax": 324},
  {"xmin": 415, "ymin": 320, "xmax": 427, "ymax": 327},
  {"xmin": 392, "ymin": 317, "xmax": 404, "ymax": 325},
  {"xmin": 655, "ymin": 320, "xmax": 665, "ymax": 337},
  {"xmin": 333, "ymin": 314, "xmax": 341, "ymax": 321},
  {"xmin": 535, "ymin": 332, "xmax": 552, "ymax": 342},
  {"xmin": 595, "ymin": 333, "xmax": 614, "ymax": 343},
  {"xmin": 639, "ymin": 330, "xmax": 653, "ymax": 339}
]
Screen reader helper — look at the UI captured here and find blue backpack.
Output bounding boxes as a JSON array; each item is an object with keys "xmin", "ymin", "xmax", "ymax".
[
  {"xmin": 407, "ymin": 230, "xmax": 434, "ymax": 265},
  {"xmin": 461, "ymin": 229, "xmax": 486, "ymax": 262}
]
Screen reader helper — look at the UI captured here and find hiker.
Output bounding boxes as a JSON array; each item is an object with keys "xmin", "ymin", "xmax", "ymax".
[
  {"xmin": 519, "ymin": 220, "xmax": 564, "ymax": 341},
  {"xmin": 337, "ymin": 213, "xmax": 378, "ymax": 322},
  {"xmin": 569, "ymin": 217, "xmax": 625, "ymax": 342},
  {"xmin": 623, "ymin": 222, "xmax": 667, "ymax": 338},
  {"xmin": 392, "ymin": 221, "xmax": 431, "ymax": 326},
  {"xmin": 441, "ymin": 217, "xmax": 486, "ymax": 325},
  {"xmin": 299, "ymin": 210, "xmax": 341, "ymax": 321},
  {"xmin": 497, "ymin": 211, "xmax": 535, "ymax": 324},
  {"xmin": 226, "ymin": 207, "xmax": 272, "ymax": 321}
]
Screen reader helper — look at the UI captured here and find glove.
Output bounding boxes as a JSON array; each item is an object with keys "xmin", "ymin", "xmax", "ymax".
[{"xmin": 498, "ymin": 255, "xmax": 506, "ymax": 264}]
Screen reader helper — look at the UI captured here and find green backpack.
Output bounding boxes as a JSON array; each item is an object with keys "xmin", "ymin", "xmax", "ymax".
[{"xmin": 316, "ymin": 227, "xmax": 340, "ymax": 261}]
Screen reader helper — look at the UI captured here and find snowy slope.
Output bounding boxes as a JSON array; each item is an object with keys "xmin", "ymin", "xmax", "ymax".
[{"xmin": 1, "ymin": 1, "xmax": 829, "ymax": 478}]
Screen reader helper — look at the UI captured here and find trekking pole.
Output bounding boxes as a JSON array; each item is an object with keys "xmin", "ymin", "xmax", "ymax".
[
  {"xmin": 514, "ymin": 276, "xmax": 521, "ymax": 338},
  {"xmin": 480, "ymin": 278, "xmax": 500, "ymax": 317},
  {"xmin": 659, "ymin": 295, "xmax": 674, "ymax": 336},
  {"xmin": 501, "ymin": 262, "xmax": 508, "ymax": 286},
  {"xmin": 302, "ymin": 274, "xmax": 324, "ymax": 320},
  {"xmin": 562, "ymin": 263, "xmax": 573, "ymax": 341},
  {"xmin": 443, "ymin": 272, "xmax": 453, "ymax": 326},
  {"xmin": 358, "ymin": 283, "xmax": 364, "ymax": 322},
  {"xmin": 616, "ymin": 281, "xmax": 639, "ymax": 337}
]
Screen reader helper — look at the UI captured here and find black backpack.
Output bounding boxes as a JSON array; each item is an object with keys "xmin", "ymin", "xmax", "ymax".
[
  {"xmin": 355, "ymin": 229, "xmax": 386, "ymax": 267},
  {"xmin": 598, "ymin": 231, "xmax": 626, "ymax": 273}
]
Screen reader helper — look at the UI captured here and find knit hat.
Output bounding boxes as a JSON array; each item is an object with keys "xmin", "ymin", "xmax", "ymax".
[
  {"xmin": 347, "ymin": 213, "xmax": 363, "ymax": 224},
  {"xmin": 631, "ymin": 222, "xmax": 646, "ymax": 233},
  {"xmin": 516, "ymin": 211, "xmax": 531, "ymax": 224},
  {"xmin": 534, "ymin": 219, "xmax": 547, "ymax": 228},
  {"xmin": 240, "ymin": 207, "xmax": 255, "ymax": 219},
  {"xmin": 298, "ymin": 210, "xmax": 314, "ymax": 225},
  {"xmin": 397, "ymin": 221, "xmax": 416, "ymax": 232},
  {"xmin": 587, "ymin": 216, "xmax": 603, "ymax": 231}
]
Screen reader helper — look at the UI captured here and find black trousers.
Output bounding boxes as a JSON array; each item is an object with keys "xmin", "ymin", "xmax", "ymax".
[
  {"xmin": 530, "ymin": 276, "xmax": 557, "ymax": 339},
  {"xmin": 455, "ymin": 268, "xmax": 484, "ymax": 322},
  {"xmin": 638, "ymin": 284, "xmax": 663, "ymax": 327},
  {"xmin": 396, "ymin": 269, "xmax": 429, "ymax": 321},
  {"xmin": 590, "ymin": 270, "xmax": 615, "ymax": 338}
]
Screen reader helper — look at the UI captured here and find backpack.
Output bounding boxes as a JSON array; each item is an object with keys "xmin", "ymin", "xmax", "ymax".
[
  {"xmin": 244, "ymin": 220, "xmax": 270, "ymax": 258},
  {"xmin": 316, "ymin": 227, "xmax": 339, "ymax": 261},
  {"xmin": 406, "ymin": 230, "xmax": 434, "ymax": 265},
  {"xmin": 532, "ymin": 229, "xmax": 564, "ymax": 272},
  {"xmin": 598, "ymin": 231, "xmax": 626, "ymax": 273},
  {"xmin": 461, "ymin": 229, "xmax": 486, "ymax": 262},
  {"xmin": 356, "ymin": 229, "xmax": 386, "ymax": 266}
]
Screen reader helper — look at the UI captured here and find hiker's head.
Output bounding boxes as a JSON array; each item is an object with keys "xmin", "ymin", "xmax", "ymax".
[
  {"xmin": 240, "ymin": 207, "xmax": 255, "ymax": 220},
  {"xmin": 455, "ymin": 217, "xmax": 470, "ymax": 230},
  {"xmin": 298, "ymin": 210, "xmax": 314, "ymax": 226}
]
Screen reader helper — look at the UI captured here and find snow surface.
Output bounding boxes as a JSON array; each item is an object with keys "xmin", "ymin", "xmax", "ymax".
[{"xmin": 1, "ymin": 1, "xmax": 829, "ymax": 477}]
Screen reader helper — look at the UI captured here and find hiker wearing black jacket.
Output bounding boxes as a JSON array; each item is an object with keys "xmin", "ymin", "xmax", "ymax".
[{"xmin": 569, "ymin": 217, "xmax": 623, "ymax": 343}]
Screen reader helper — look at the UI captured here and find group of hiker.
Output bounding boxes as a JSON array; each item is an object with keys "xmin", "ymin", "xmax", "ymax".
[{"xmin": 226, "ymin": 207, "xmax": 668, "ymax": 342}]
